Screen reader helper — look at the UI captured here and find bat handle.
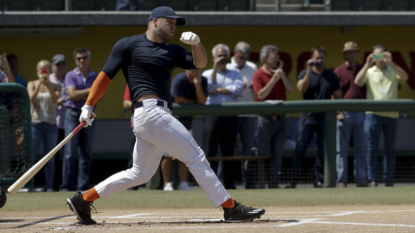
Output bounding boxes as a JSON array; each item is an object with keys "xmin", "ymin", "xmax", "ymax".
[{"xmin": 72, "ymin": 114, "xmax": 96, "ymax": 134}]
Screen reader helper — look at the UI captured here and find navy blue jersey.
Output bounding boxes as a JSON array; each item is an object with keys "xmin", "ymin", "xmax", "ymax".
[{"xmin": 102, "ymin": 33, "xmax": 196, "ymax": 109}]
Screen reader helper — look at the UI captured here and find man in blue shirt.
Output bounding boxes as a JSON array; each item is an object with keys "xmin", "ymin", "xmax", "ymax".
[
  {"xmin": 161, "ymin": 69, "xmax": 208, "ymax": 191},
  {"xmin": 202, "ymin": 43, "xmax": 243, "ymax": 189},
  {"xmin": 7, "ymin": 54, "xmax": 27, "ymax": 87}
]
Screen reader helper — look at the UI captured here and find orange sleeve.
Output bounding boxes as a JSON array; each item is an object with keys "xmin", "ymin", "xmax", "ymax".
[{"xmin": 85, "ymin": 71, "xmax": 112, "ymax": 107}]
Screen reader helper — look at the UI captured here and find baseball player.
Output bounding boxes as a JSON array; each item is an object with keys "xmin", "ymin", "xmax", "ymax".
[{"xmin": 66, "ymin": 6, "xmax": 265, "ymax": 225}]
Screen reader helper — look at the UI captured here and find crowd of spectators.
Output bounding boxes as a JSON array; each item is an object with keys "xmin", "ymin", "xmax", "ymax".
[{"xmin": 0, "ymin": 39, "xmax": 408, "ymax": 191}]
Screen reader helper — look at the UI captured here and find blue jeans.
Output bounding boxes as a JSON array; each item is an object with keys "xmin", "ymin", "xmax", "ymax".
[
  {"xmin": 289, "ymin": 114, "xmax": 325, "ymax": 184},
  {"xmin": 336, "ymin": 112, "xmax": 367, "ymax": 185},
  {"xmin": 32, "ymin": 122, "xmax": 58, "ymax": 190},
  {"xmin": 366, "ymin": 114, "xmax": 397, "ymax": 184},
  {"xmin": 61, "ymin": 108, "xmax": 96, "ymax": 191},
  {"xmin": 257, "ymin": 115, "xmax": 286, "ymax": 187},
  {"xmin": 237, "ymin": 117, "xmax": 256, "ymax": 189}
]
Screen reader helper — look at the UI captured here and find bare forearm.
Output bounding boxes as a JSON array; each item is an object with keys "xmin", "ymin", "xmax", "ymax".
[
  {"xmin": 69, "ymin": 89, "xmax": 90, "ymax": 101},
  {"xmin": 390, "ymin": 63, "xmax": 408, "ymax": 81},
  {"xmin": 297, "ymin": 71, "xmax": 311, "ymax": 93},
  {"xmin": 6, "ymin": 70, "xmax": 15, "ymax": 83},
  {"xmin": 355, "ymin": 64, "xmax": 370, "ymax": 86},
  {"xmin": 29, "ymin": 84, "xmax": 41, "ymax": 103},
  {"xmin": 195, "ymin": 86, "xmax": 207, "ymax": 104},
  {"xmin": 123, "ymin": 100, "xmax": 132, "ymax": 109},
  {"xmin": 192, "ymin": 43, "xmax": 208, "ymax": 68},
  {"xmin": 281, "ymin": 74, "xmax": 295, "ymax": 92},
  {"xmin": 257, "ymin": 78, "xmax": 279, "ymax": 100},
  {"xmin": 46, "ymin": 83, "xmax": 59, "ymax": 102},
  {"xmin": 216, "ymin": 87, "xmax": 232, "ymax": 95}
]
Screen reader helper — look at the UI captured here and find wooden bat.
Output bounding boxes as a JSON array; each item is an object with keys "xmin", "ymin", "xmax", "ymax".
[{"xmin": 7, "ymin": 114, "xmax": 95, "ymax": 195}]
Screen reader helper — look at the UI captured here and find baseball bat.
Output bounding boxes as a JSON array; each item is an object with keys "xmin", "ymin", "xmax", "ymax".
[{"xmin": 7, "ymin": 114, "xmax": 95, "ymax": 195}]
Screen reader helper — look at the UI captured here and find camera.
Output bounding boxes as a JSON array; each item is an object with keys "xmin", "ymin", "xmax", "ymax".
[
  {"xmin": 308, "ymin": 62, "xmax": 322, "ymax": 67},
  {"xmin": 219, "ymin": 58, "xmax": 231, "ymax": 64},
  {"xmin": 0, "ymin": 58, "xmax": 3, "ymax": 66},
  {"xmin": 373, "ymin": 53, "xmax": 385, "ymax": 60}
]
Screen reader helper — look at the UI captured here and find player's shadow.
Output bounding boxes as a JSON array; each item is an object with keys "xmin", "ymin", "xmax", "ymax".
[
  {"xmin": 13, "ymin": 214, "xmax": 73, "ymax": 229},
  {"xmin": 0, "ymin": 219, "xmax": 24, "ymax": 223},
  {"xmin": 134, "ymin": 219, "xmax": 298, "ymax": 225}
]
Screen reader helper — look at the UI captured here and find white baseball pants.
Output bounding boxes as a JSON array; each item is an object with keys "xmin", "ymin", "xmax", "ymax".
[{"xmin": 94, "ymin": 99, "xmax": 230, "ymax": 208}]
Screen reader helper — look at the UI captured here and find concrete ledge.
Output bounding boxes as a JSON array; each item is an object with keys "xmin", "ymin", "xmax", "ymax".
[{"xmin": 1, "ymin": 11, "xmax": 415, "ymax": 26}]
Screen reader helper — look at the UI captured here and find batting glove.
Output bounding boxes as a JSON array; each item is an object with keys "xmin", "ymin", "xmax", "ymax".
[
  {"xmin": 79, "ymin": 105, "xmax": 95, "ymax": 127},
  {"xmin": 180, "ymin": 32, "xmax": 200, "ymax": 45}
]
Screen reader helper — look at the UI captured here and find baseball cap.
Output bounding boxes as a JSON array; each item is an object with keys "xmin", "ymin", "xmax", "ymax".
[
  {"xmin": 52, "ymin": 54, "xmax": 66, "ymax": 65},
  {"xmin": 343, "ymin": 41, "xmax": 359, "ymax": 52},
  {"xmin": 148, "ymin": 6, "xmax": 185, "ymax": 26}
]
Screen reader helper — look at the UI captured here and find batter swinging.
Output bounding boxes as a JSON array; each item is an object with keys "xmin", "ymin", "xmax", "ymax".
[{"xmin": 66, "ymin": 6, "xmax": 265, "ymax": 225}]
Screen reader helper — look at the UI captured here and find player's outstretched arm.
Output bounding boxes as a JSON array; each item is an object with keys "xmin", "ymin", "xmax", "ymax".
[
  {"xmin": 80, "ymin": 72, "xmax": 111, "ymax": 127},
  {"xmin": 180, "ymin": 32, "xmax": 207, "ymax": 68}
]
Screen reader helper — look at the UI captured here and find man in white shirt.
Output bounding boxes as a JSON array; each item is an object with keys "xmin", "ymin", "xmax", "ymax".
[
  {"xmin": 226, "ymin": 41, "xmax": 257, "ymax": 189},
  {"xmin": 202, "ymin": 43, "xmax": 244, "ymax": 189}
]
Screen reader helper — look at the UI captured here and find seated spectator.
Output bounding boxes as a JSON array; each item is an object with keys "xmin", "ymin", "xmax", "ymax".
[
  {"xmin": 27, "ymin": 60, "xmax": 61, "ymax": 192},
  {"xmin": 162, "ymin": 68, "xmax": 208, "ymax": 191},
  {"xmin": 0, "ymin": 53, "xmax": 15, "ymax": 83},
  {"xmin": 202, "ymin": 43, "xmax": 243, "ymax": 189},
  {"xmin": 355, "ymin": 44, "xmax": 408, "ymax": 187},
  {"xmin": 7, "ymin": 54, "xmax": 27, "ymax": 87}
]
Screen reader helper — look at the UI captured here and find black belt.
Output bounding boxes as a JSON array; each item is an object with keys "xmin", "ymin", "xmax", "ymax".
[
  {"xmin": 68, "ymin": 107, "xmax": 82, "ymax": 113},
  {"xmin": 132, "ymin": 100, "xmax": 168, "ymax": 112}
]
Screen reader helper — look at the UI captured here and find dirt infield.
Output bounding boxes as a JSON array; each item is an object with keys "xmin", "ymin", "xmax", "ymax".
[{"xmin": 1, "ymin": 205, "xmax": 415, "ymax": 232}]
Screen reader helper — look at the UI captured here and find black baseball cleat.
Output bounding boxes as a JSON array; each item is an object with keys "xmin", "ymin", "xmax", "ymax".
[
  {"xmin": 66, "ymin": 191, "xmax": 97, "ymax": 225},
  {"xmin": 223, "ymin": 200, "xmax": 265, "ymax": 222}
]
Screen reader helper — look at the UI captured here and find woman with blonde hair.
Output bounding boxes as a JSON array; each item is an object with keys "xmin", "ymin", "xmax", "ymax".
[{"xmin": 27, "ymin": 60, "xmax": 61, "ymax": 192}]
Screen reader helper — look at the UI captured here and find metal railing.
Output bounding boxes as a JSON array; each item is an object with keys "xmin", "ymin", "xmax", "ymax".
[{"xmin": 172, "ymin": 99, "xmax": 415, "ymax": 187}]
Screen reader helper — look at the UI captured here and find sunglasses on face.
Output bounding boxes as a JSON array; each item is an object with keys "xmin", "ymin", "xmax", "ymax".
[{"xmin": 76, "ymin": 56, "xmax": 89, "ymax": 61}]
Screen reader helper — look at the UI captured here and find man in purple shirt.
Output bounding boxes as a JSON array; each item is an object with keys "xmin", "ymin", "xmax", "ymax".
[
  {"xmin": 61, "ymin": 48, "xmax": 98, "ymax": 191},
  {"xmin": 334, "ymin": 41, "xmax": 367, "ymax": 188}
]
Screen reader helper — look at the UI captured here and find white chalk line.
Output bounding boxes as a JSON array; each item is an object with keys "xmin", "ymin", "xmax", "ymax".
[{"xmin": 2, "ymin": 209, "xmax": 415, "ymax": 230}]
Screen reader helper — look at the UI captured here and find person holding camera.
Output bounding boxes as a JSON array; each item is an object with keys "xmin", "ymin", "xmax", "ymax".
[
  {"xmin": 202, "ymin": 43, "xmax": 243, "ymax": 189},
  {"xmin": 27, "ymin": 60, "xmax": 61, "ymax": 192},
  {"xmin": 253, "ymin": 45, "xmax": 294, "ymax": 189},
  {"xmin": 333, "ymin": 42, "xmax": 367, "ymax": 188},
  {"xmin": 0, "ymin": 53, "xmax": 15, "ymax": 83},
  {"xmin": 355, "ymin": 45, "xmax": 408, "ymax": 187},
  {"xmin": 285, "ymin": 46, "xmax": 342, "ymax": 189}
]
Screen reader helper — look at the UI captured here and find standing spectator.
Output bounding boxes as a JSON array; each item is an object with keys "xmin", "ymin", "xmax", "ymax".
[
  {"xmin": 61, "ymin": 48, "xmax": 98, "ymax": 191},
  {"xmin": 116, "ymin": 0, "xmax": 142, "ymax": 10},
  {"xmin": 49, "ymin": 54, "xmax": 68, "ymax": 190},
  {"xmin": 7, "ymin": 54, "xmax": 27, "ymax": 87},
  {"xmin": 27, "ymin": 60, "xmax": 61, "ymax": 192},
  {"xmin": 162, "ymin": 68, "xmax": 208, "ymax": 191},
  {"xmin": 285, "ymin": 46, "xmax": 342, "ymax": 189},
  {"xmin": 0, "ymin": 53, "xmax": 15, "ymax": 83},
  {"xmin": 226, "ymin": 41, "xmax": 257, "ymax": 189},
  {"xmin": 123, "ymin": 84, "xmax": 160, "ymax": 190},
  {"xmin": 253, "ymin": 45, "xmax": 294, "ymax": 189},
  {"xmin": 355, "ymin": 45, "xmax": 408, "ymax": 187},
  {"xmin": 334, "ymin": 42, "xmax": 367, "ymax": 188},
  {"xmin": 203, "ymin": 44, "xmax": 244, "ymax": 189}
]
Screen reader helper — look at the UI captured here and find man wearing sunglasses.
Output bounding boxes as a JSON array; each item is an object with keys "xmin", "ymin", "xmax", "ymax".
[{"xmin": 61, "ymin": 47, "xmax": 98, "ymax": 192}]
